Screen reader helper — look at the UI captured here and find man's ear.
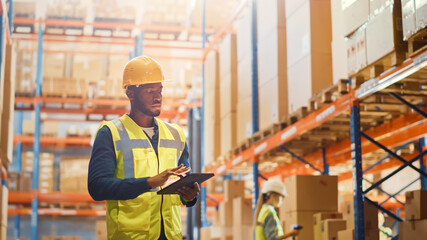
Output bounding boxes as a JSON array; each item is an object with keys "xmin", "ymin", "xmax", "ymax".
[{"xmin": 126, "ymin": 87, "xmax": 135, "ymax": 101}]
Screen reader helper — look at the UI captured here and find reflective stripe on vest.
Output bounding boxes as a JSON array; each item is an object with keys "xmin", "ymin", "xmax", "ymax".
[
  {"xmin": 255, "ymin": 205, "xmax": 284, "ymax": 240},
  {"xmin": 159, "ymin": 122, "xmax": 185, "ymax": 164}
]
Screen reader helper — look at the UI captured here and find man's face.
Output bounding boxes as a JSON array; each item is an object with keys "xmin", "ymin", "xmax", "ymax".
[{"xmin": 131, "ymin": 82, "xmax": 163, "ymax": 117}]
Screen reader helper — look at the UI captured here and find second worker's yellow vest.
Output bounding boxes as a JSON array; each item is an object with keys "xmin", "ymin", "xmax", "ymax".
[
  {"xmin": 255, "ymin": 204, "xmax": 284, "ymax": 240},
  {"xmin": 98, "ymin": 114, "xmax": 186, "ymax": 240}
]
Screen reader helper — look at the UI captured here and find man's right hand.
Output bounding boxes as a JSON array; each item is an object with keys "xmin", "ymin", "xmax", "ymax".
[{"xmin": 147, "ymin": 164, "xmax": 190, "ymax": 189}]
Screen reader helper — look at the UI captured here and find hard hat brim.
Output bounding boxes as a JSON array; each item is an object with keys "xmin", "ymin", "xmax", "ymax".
[{"xmin": 123, "ymin": 79, "xmax": 170, "ymax": 89}]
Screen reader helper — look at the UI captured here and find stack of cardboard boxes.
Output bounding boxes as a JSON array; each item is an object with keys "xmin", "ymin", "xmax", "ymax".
[
  {"xmin": 204, "ymin": 51, "xmax": 221, "ymax": 166},
  {"xmin": 280, "ymin": 175, "xmax": 338, "ymax": 240},
  {"xmin": 202, "ymin": 180, "xmax": 251, "ymax": 240},
  {"xmin": 219, "ymin": 34, "xmax": 238, "ymax": 157},
  {"xmin": 60, "ymin": 156, "xmax": 89, "ymax": 193},
  {"xmin": 399, "ymin": 189, "xmax": 427, "ymax": 239},
  {"xmin": 15, "ymin": 41, "xmax": 34, "ymax": 95},
  {"xmin": 20, "ymin": 152, "xmax": 55, "ymax": 193},
  {"xmin": 285, "ymin": 0, "xmax": 333, "ymax": 112},
  {"xmin": 401, "ymin": 0, "xmax": 427, "ymax": 40},
  {"xmin": 337, "ymin": 194, "xmax": 379, "ymax": 240},
  {"xmin": 257, "ymin": 0, "xmax": 288, "ymax": 130},
  {"xmin": 344, "ymin": 0, "xmax": 406, "ymax": 77}
]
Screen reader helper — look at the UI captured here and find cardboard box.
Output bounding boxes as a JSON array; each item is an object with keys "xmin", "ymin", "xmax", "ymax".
[
  {"xmin": 237, "ymin": 55, "xmax": 252, "ymax": 99},
  {"xmin": 233, "ymin": 197, "xmax": 253, "ymax": 226},
  {"xmin": 405, "ymin": 189, "xmax": 427, "ymax": 220},
  {"xmin": 236, "ymin": 12, "xmax": 252, "ymax": 61},
  {"xmin": 43, "ymin": 54, "xmax": 65, "ymax": 78},
  {"xmin": 366, "ymin": 2, "xmax": 406, "ymax": 65},
  {"xmin": 7, "ymin": 172, "xmax": 20, "ymax": 191},
  {"xmin": 346, "ymin": 26, "xmax": 367, "ymax": 75},
  {"xmin": 401, "ymin": 0, "xmax": 417, "ymax": 40},
  {"xmin": 20, "ymin": 172, "xmax": 32, "ymax": 192},
  {"xmin": 219, "ymin": 72, "xmax": 238, "ymax": 118},
  {"xmin": 282, "ymin": 175, "xmax": 338, "ymax": 212},
  {"xmin": 233, "ymin": 225, "xmax": 253, "ymax": 240},
  {"xmin": 282, "ymin": 211, "xmax": 317, "ymax": 240},
  {"xmin": 257, "ymin": 0, "xmax": 286, "ymax": 42},
  {"xmin": 337, "ymin": 228, "xmax": 354, "ymax": 240},
  {"xmin": 399, "ymin": 219, "xmax": 427, "ymax": 240},
  {"xmin": 321, "ymin": 219, "xmax": 347, "ymax": 240},
  {"xmin": 313, "ymin": 212, "xmax": 343, "ymax": 240},
  {"xmin": 415, "ymin": 0, "xmax": 427, "ymax": 31},
  {"xmin": 343, "ymin": 200, "xmax": 379, "ymax": 240},
  {"xmin": 259, "ymin": 75, "xmax": 288, "ymax": 130},
  {"xmin": 342, "ymin": 0, "xmax": 369, "ymax": 36},
  {"xmin": 96, "ymin": 221, "xmax": 107, "ymax": 240},
  {"xmin": 219, "ymin": 200, "xmax": 233, "ymax": 227},
  {"xmin": 220, "ymin": 112, "xmax": 237, "ymax": 156},
  {"xmin": 0, "ymin": 186, "xmax": 8, "ymax": 226},
  {"xmin": 224, "ymin": 180, "xmax": 245, "ymax": 202},
  {"xmin": 219, "ymin": 34, "xmax": 237, "ymax": 77},
  {"xmin": 236, "ymin": 96, "xmax": 252, "ymax": 143}
]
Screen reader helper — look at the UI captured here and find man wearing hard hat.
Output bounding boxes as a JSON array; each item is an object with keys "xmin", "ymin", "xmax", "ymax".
[{"xmin": 88, "ymin": 56, "xmax": 200, "ymax": 240}]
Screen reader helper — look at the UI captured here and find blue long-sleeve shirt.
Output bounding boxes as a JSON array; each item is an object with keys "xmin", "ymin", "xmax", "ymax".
[{"xmin": 88, "ymin": 121, "xmax": 197, "ymax": 207}]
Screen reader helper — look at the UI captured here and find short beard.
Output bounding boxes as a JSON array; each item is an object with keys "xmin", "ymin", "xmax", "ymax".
[{"xmin": 138, "ymin": 104, "xmax": 161, "ymax": 117}]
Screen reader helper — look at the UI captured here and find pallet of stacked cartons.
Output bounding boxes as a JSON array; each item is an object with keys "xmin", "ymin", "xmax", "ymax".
[
  {"xmin": 330, "ymin": 0, "xmax": 349, "ymax": 85},
  {"xmin": 257, "ymin": 0, "xmax": 288, "ymax": 131},
  {"xmin": 204, "ymin": 51, "xmax": 221, "ymax": 166},
  {"xmin": 313, "ymin": 212, "xmax": 343, "ymax": 240},
  {"xmin": 219, "ymin": 34, "xmax": 238, "ymax": 158},
  {"xmin": 346, "ymin": 0, "xmax": 407, "ymax": 87},
  {"xmin": 285, "ymin": 0, "xmax": 333, "ymax": 113},
  {"xmin": 21, "ymin": 152, "xmax": 54, "ymax": 193},
  {"xmin": 401, "ymin": 0, "xmax": 427, "ymax": 56},
  {"xmin": 1, "ymin": 43, "xmax": 17, "ymax": 165},
  {"xmin": 398, "ymin": 189, "xmax": 427, "ymax": 239},
  {"xmin": 15, "ymin": 45, "xmax": 34, "ymax": 96},
  {"xmin": 280, "ymin": 175, "xmax": 338, "ymax": 240}
]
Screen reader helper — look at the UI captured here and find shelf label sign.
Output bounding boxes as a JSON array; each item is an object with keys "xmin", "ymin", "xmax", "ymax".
[
  {"xmin": 281, "ymin": 126, "xmax": 296, "ymax": 141},
  {"xmin": 232, "ymin": 156, "xmax": 243, "ymax": 166},
  {"xmin": 316, "ymin": 105, "xmax": 336, "ymax": 123},
  {"xmin": 254, "ymin": 142, "xmax": 267, "ymax": 154},
  {"xmin": 216, "ymin": 165, "xmax": 226, "ymax": 174}
]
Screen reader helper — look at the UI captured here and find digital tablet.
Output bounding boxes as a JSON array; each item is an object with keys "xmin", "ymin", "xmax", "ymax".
[{"xmin": 157, "ymin": 173, "xmax": 214, "ymax": 195}]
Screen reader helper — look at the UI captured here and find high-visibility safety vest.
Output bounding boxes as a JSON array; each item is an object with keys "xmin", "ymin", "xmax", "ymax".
[
  {"xmin": 255, "ymin": 204, "xmax": 284, "ymax": 240},
  {"xmin": 98, "ymin": 114, "xmax": 186, "ymax": 240}
]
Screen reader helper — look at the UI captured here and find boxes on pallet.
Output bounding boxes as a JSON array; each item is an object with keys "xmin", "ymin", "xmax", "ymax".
[
  {"xmin": 236, "ymin": 12, "xmax": 251, "ymax": 62},
  {"xmin": 282, "ymin": 175, "xmax": 338, "ymax": 212},
  {"xmin": 313, "ymin": 212, "xmax": 343, "ymax": 240},
  {"xmin": 20, "ymin": 172, "xmax": 32, "ymax": 192},
  {"xmin": 320, "ymin": 219, "xmax": 347, "ymax": 240},
  {"xmin": 237, "ymin": 55, "xmax": 252, "ymax": 100},
  {"xmin": 286, "ymin": 0, "xmax": 332, "ymax": 112},
  {"xmin": 22, "ymin": 119, "xmax": 35, "ymax": 136},
  {"xmin": 342, "ymin": 200, "xmax": 379, "ymax": 240},
  {"xmin": 219, "ymin": 34, "xmax": 237, "ymax": 77},
  {"xmin": 331, "ymin": 0, "xmax": 348, "ymax": 84},
  {"xmin": 44, "ymin": 54, "xmax": 65, "ymax": 78},
  {"xmin": 415, "ymin": 0, "xmax": 427, "ymax": 31},
  {"xmin": 7, "ymin": 172, "xmax": 19, "ymax": 192},
  {"xmin": 220, "ymin": 112, "xmax": 237, "ymax": 156},
  {"xmin": 233, "ymin": 197, "xmax": 253, "ymax": 226},
  {"xmin": 219, "ymin": 73, "xmax": 238, "ymax": 119},
  {"xmin": 405, "ymin": 189, "xmax": 427, "ymax": 220},
  {"xmin": 43, "ymin": 121, "xmax": 59, "ymax": 137},
  {"xmin": 399, "ymin": 219, "xmax": 427, "ymax": 240},
  {"xmin": 401, "ymin": 0, "xmax": 417, "ymax": 40},
  {"xmin": 282, "ymin": 210, "xmax": 317, "ymax": 240},
  {"xmin": 337, "ymin": 228, "xmax": 354, "ymax": 240},
  {"xmin": 224, "ymin": 180, "xmax": 245, "ymax": 202},
  {"xmin": 346, "ymin": 26, "xmax": 367, "ymax": 76},
  {"xmin": 366, "ymin": 1, "xmax": 406, "ymax": 65},
  {"xmin": 258, "ymin": 76, "xmax": 287, "ymax": 130},
  {"xmin": 342, "ymin": 0, "xmax": 369, "ymax": 36},
  {"xmin": 72, "ymin": 57, "xmax": 102, "ymax": 83},
  {"xmin": 60, "ymin": 157, "xmax": 89, "ymax": 193},
  {"xmin": 95, "ymin": 221, "xmax": 107, "ymax": 240}
]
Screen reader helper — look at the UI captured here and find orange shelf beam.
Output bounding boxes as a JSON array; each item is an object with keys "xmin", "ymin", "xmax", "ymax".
[
  {"xmin": 8, "ymin": 192, "xmax": 103, "ymax": 204},
  {"xmin": 13, "ymin": 136, "xmax": 92, "ymax": 148},
  {"xmin": 8, "ymin": 208, "xmax": 106, "ymax": 216}
]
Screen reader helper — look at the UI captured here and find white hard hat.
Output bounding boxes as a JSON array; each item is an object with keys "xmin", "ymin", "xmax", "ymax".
[{"xmin": 261, "ymin": 180, "xmax": 287, "ymax": 197}]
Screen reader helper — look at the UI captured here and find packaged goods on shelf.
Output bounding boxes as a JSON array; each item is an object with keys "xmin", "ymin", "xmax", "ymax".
[
  {"xmin": 346, "ymin": 26, "xmax": 367, "ymax": 76},
  {"xmin": 43, "ymin": 53, "xmax": 65, "ymax": 78},
  {"xmin": 401, "ymin": 0, "xmax": 417, "ymax": 40},
  {"xmin": 220, "ymin": 112, "xmax": 237, "ymax": 157},
  {"xmin": 21, "ymin": 152, "xmax": 54, "ymax": 193},
  {"xmin": 342, "ymin": 0, "xmax": 369, "ymax": 36},
  {"xmin": 320, "ymin": 219, "xmax": 347, "ymax": 240},
  {"xmin": 331, "ymin": 0, "xmax": 348, "ymax": 84},
  {"xmin": 405, "ymin": 189, "xmax": 427, "ymax": 220},
  {"xmin": 72, "ymin": 57, "xmax": 102, "ymax": 84},
  {"xmin": 285, "ymin": 0, "xmax": 333, "ymax": 112},
  {"xmin": 60, "ymin": 156, "xmax": 89, "ymax": 193}
]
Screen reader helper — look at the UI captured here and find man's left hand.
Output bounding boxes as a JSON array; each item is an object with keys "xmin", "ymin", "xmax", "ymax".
[{"xmin": 177, "ymin": 182, "xmax": 200, "ymax": 202}]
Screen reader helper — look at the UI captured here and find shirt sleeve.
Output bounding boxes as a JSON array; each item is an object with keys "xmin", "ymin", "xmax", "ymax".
[
  {"xmin": 264, "ymin": 213, "xmax": 281, "ymax": 240},
  {"xmin": 87, "ymin": 125, "xmax": 151, "ymax": 201},
  {"xmin": 178, "ymin": 142, "xmax": 198, "ymax": 207}
]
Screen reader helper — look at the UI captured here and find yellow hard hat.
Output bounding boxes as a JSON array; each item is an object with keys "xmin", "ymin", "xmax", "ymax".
[{"xmin": 122, "ymin": 55, "xmax": 165, "ymax": 89}]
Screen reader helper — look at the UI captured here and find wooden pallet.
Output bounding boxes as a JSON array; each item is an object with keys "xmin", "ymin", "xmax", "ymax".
[
  {"xmin": 232, "ymin": 139, "xmax": 252, "ymax": 157},
  {"xmin": 251, "ymin": 122, "xmax": 285, "ymax": 144},
  {"xmin": 309, "ymin": 79, "xmax": 349, "ymax": 111},
  {"xmin": 288, "ymin": 107, "xmax": 309, "ymax": 124},
  {"xmin": 408, "ymin": 28, "xmax": 427, "ymax": 57},
  {"xmin": 42, "ymin": 92, "xmax": 85, "ymax": 99},
  {"xmin": 349, "ymin": 50, "xmax": 407, "ymax": 89}
]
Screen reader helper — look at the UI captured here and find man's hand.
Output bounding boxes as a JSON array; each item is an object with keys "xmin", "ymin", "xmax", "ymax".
[
  {"xmin": 147, "ymin": 164, "xmax": 190, "ymax": 189},
  {"xmin": 177, "ymin": 182, "xmax": 200, "ymax": 202}
]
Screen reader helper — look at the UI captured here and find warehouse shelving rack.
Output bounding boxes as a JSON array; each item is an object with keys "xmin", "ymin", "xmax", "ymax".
[{"xmin": 198, "ymin": 1, "xmax": 427, "ymax": 240}]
